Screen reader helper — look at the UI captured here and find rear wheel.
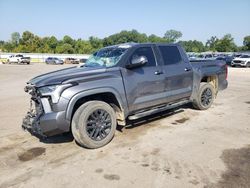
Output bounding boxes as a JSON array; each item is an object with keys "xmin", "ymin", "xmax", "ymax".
[
  {"xmin": 192, "ymin": 83, "xmax": 215, "ymax": 110},
  {"xmin": 246, "ymin": 62, "xmax": 250, "ymax": 68},
  {"xmin": 72, "ymin": 101, "xmax": 117, "ymax": 149}
]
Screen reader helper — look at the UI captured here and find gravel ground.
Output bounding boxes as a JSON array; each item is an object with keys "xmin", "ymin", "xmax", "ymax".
[{"xmin": 0, "ymin": 64, "xmax": 249, "ymax": 188}]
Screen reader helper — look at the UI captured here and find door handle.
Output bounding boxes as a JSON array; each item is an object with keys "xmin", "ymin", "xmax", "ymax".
[
  {"xmin": 154, "ymin": 71, "xmax": 163, "ymax": 75},
  {"xmin": 184, "ymin": 67, "xmax": 192, "ymax": 72}
]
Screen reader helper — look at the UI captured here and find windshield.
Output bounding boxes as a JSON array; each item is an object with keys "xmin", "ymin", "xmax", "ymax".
[
  {"xmin": 85, "ymin": 47, "xmax": 128, "ymax": 67},
  {"xmin": 240, "ymin": 55, "xmax": 250, "ymax": 58}
]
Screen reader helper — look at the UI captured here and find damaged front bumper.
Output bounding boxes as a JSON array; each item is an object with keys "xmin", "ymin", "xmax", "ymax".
[
  {"xmin": 22, "ymin": 106, "xmax": 45, "ymax": 137},
  {"xmin": 22, "ymin": 85, "xmax": 70, "ymax": 137}
]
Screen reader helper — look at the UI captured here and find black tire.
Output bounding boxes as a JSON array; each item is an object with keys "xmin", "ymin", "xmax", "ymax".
[
  {"xmin": 246, "ymin": 62, "xmax": 250, "ymax": 68},
  {"xmin": 192, "ymin": 83, "xmax": 215, "ymax": 110},
  {"xmin": 72, "ymin": 101, "xmax": 117, "ymax": 149}
]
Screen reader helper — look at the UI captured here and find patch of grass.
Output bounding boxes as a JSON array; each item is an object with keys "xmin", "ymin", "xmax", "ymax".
[
  {"xmin": 0, "ymin": 58, "xmax": 7, "ymax": 62},
  {"xmin": 31, "ymin": 58, "xmax": 44, "ymax": 63}
]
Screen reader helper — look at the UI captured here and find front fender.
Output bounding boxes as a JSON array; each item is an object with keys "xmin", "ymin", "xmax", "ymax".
[{"xmin": 65, "ymin": 87, "xmax": 128, "ymax": 121}]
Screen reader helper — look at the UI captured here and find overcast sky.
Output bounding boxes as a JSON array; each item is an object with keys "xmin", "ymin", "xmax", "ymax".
[{"xmin": 0, "ymin": 0, "xmax": 250, "ymax": 45}]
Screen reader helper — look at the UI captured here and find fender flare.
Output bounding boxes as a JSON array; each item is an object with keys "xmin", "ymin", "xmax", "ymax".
[{"xmin": 65, "ymin": 87, "xmax": 128, "ymax": 121}]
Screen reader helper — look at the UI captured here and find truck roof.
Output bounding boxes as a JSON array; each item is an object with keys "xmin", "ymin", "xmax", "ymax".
[{"xmin": 104, "ymin": 42, "xmax": 180, "ymax": 49}]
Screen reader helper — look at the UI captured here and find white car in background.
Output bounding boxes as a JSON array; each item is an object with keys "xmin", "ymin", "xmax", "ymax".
[
  {"xmin": 6, "ymin": 54, "xmax": 31, "ymax": 64},
  {"xmin": 231, "ymin": 55, "xmax": 250, "ymax": 67}
]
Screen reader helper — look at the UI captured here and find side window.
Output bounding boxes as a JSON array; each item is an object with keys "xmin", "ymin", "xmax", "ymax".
[
  {"xmin": 159, "ymin": 46, "xmax": 182, "ymax": 65},
  {"xmin": 130, "ymin": 47, "xmax": 156, "ymax": 67}
]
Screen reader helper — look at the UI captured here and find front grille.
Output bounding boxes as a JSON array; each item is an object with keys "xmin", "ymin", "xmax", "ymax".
[{"xmin": 233, "ymin": 60, "xmax": 242, "ymax": 64}]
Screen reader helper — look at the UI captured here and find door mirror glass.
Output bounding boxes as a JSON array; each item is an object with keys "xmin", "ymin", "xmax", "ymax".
[{"xmin": 126, "ymin": 55, "xmax": 148, "ymax": 69}]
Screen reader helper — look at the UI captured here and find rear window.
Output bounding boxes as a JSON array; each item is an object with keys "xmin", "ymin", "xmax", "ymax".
[{"xmin": 159, "ymin": 46, "xmax": 182, "ymax": 65}]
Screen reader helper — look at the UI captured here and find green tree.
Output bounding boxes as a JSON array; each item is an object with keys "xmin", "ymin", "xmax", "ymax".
[
  {"xmin": 75, "ymin": 39, "xmax": 93, "ymax": 54},
  {"xmin": 18, "ymin": 31, "xmax": 36, "ymax": 52},
  {"xmin": 243, "ymin": 36, "xmax": 250, "ymax": 50},
  {"xmin": 164, "ymin": 29, "xmax": 182, "ymax": 43},
  {"xmin": 11, "ymin": 32, "xmax": 20, "ymax": 46},
  {"xmin": 215, "ymin": 34, "xmax": 237, "ymax": 52},
  {"xmin": 103, "ymin": 30, "xmax": 148, "ymax": 46},
  {"xmin": 63, "ymin": 35, "xmax": 74, "ymax": 45},
  {"xmin": 89, "ymin": 36, "xmax": 103, "ymax": 50},
  {"xmin": 0, "ymin": 41, "xmax": 5, "ymax": 51},
  {"xmin": 47, "ymin": 36, "xmax": 58, "ymax": 53},
  {"xmin": 56, "ymin": 43, "xmax": 74, "ymax": 54},
  {"xmin": 206, "ymin": 36, "xmax": 218, "ymax": 51},
  {"xmin": 3, "ymin": 42, "xmax": 14, "ymax": 52},
  {"xmin": 178, "ymin": 40, "xmax": 206, "ymax": 52},
  {"xmin": 21, "ymin": 31, "xmax": 34, "ymax": 44},
  {"xmin": 148, "ymin": 34, "xmax": 166, "ymax": 43}
]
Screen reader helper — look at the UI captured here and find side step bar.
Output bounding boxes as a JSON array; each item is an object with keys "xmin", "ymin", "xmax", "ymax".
[{"xmin": 128, "ymin": 100, "xmax": 190, "ymax": 120}]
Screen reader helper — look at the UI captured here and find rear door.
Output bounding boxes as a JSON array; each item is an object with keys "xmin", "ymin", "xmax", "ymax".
[
  {"xmin": 121, "ymin": 45, "xmax": 165, "ymax": 113},
  {"xmin": 157, "ymin": 45, "xmax": 193, "ymax": 102}
]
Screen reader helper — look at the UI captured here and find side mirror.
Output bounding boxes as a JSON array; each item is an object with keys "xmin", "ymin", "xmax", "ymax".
[{"xmin": 126, "ymin": 56, "xmax": 148, "ymax": 69}]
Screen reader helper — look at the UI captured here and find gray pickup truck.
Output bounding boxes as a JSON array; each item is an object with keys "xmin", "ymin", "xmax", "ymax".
[{"xmin": 23, "ymin": 43, "xmax": 228, "ymax": 148}]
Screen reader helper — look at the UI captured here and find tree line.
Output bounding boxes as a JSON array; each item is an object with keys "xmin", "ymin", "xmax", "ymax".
[{"xmin": 0, "ymin": 30, "xmax": 249, "ymax": 54}]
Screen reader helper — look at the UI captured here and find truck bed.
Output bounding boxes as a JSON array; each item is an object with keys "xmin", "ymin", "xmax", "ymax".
[{"xmin": 190, "ymin": 60, "xmax": 228, "ymax": 90}]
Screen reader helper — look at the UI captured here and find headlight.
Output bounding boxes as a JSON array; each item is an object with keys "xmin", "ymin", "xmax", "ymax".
[
  {"xmin": 38, "ymin": 84, "xmax": 72, "ymax": 103},
  {"xmin": 39, "ymin": 85, "xmax": 57, "ymax": 94}
]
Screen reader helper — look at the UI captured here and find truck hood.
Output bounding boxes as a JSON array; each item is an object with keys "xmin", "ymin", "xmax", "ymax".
[
  {"xmin": 233, "ymin": 57, "xmax": 250, "ymax": 61},
  {"xmin": 28, "ymin": 66, "xmax": 107, "ymax": 87}
]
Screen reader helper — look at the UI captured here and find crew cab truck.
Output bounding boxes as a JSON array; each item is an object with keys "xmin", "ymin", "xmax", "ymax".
[
  {"xmin": 22, "ymin": 43, "xmax": 228, "ymax": 148},
  {"xmin": 6, "ymin": 54, "xmax": 31, "ymax": 64}
]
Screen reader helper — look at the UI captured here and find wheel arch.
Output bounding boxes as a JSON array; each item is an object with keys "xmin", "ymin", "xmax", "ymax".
[
  {"xmin": 200, "ymin": 75, "xmax": 218, "ymax": 94},
  {"xmin": 65, "ymin": 88, "xmax": 127, "ymax": 124}
]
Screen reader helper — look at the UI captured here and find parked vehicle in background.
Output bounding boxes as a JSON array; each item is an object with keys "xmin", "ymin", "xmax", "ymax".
[
  {"xmin": 216, "ymin": 55, "xmax": 234, "ymax": 66},
  {"xmin": 22, "ymin": 43, "xmax": 228, "ymax": 149},
  {"xmin": 64, "ymin": 58, "xmax": 80, "ymax": 64},
  {"xmin": 45, "ymin": 57, "xmax": 64, "ymax": 65},
  {"xmin": 233, "ymin": 53, "xmax": 242, "ymax": 58},
  {"xmin": 79, "ymin": 58, "xmax": 88, "ymax": 64},
  {"xmin": 197, "ymin": 54, "xmax": 214, "ymax": 60},
  {"xmin": 6, "ymin": 54, "xmax": 31, "ymax": 64},
  {"xmin": 231, "ymin": 55, "xmax": 250, "ymax": 67},
  {"xmin": 187, "ymin": 53, "xmax": 197, "ymax": 61}
]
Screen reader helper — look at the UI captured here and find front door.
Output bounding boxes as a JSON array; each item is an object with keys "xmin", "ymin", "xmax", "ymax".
[{"xmin": 121, "ymin": 46, "xmax": 165, "ymax": 113}]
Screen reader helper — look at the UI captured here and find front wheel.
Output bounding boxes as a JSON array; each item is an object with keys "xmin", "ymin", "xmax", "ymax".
[
  {"xmin": 192, "ymin": 83, "xmax": 215, "ymax": 110},
  {"xmin": 72, "ymin": 101, "xmax": 117, "ymax": 149}
]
